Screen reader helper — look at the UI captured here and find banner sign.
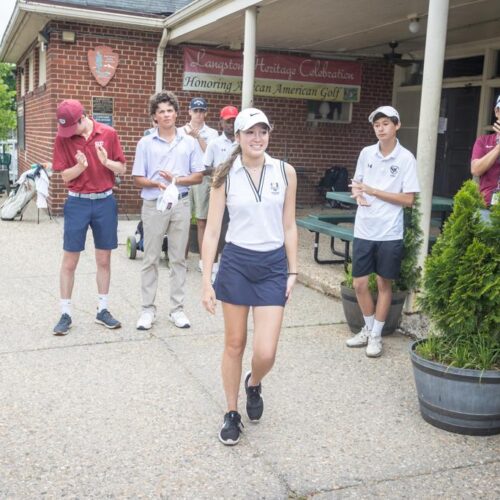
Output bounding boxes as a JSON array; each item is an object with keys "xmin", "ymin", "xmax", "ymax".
[{"xmin": 183, "ymin": 47, "xmax": 361, "ymax": 102}]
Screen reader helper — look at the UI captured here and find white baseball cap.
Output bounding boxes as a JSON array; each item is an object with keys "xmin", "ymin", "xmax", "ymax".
[
  {"xmin": 156, "ymin": 182, "xmax": 179, "ymax": 212},
  {"xmin": 368, "ymin": 105, "xmax": 400, "ymax": 124},
  {"xmin": 495, "ymin": 95, "xmax": 500, "ymax": 109},
  {"xmin": 234, "ymin": 108, "xmax": 270, "ymax": 134}
]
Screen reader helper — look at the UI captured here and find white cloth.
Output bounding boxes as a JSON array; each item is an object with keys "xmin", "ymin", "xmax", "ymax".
[
  {"xmin": 353, "ymin": 140, "xmax": 420, "ymax": 241},
  {"xmin": 34, "ymin": 168, "xmax": 50, "ymax": 208},
  {"xmin": 156, "ymin": 180, "xmax": 179, "ymax": 212},
  {"xmin": 225, "ymin": 153, "xmax": 287, "ymax": 252},
  {"xmin": 203, "ymin": 132, "xmax": 237, "ymax": 170}
]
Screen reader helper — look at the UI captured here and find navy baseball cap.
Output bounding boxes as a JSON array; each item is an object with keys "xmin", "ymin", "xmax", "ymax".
[{"xmin": 189, "ymin": 97, "xmax": 208, "ymax": 110}]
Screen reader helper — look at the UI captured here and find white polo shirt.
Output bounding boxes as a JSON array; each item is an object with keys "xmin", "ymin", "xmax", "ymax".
[
  {"xmin": 353, "ymin": 140, "xmax": 420, "ymax": 241},
  {"xmin": 225, "ymin": 153, "xmax": 288, "ymax": 251},
  {"xmin": 203, "ymin": 132, "xmax": 237, "ymax": 169},
  {"xmin": 178, "ymin": 123, "xmax": 218, "ymax": 159},
  {"xmin": 132, "ymin": 129, "xmax": 204, "ymax": 200}
]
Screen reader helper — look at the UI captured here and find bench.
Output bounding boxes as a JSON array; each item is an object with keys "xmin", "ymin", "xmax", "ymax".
[
  {"xmin": 297, "ymin": 216, "xmax": 354, "ymax": 269},
  {"xmin": 298, "ymin": 214, "xmax": 439, "ymax": 269}
]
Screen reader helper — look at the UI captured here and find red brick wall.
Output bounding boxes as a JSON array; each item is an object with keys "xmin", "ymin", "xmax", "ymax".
[{"xmin": 17, "ymin": 22, "xmax": 393, "ymax": 214}]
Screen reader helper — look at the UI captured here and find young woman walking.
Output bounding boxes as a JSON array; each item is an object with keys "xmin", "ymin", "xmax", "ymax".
[{"xmin": 201, "ymin": 108, "xmax": 298, "ymax": 445}]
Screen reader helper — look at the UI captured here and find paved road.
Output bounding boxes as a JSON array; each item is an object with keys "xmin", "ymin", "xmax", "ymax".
[{"xmin": 0, "ymin": 203, "xmax": 498, "ymax": 498}]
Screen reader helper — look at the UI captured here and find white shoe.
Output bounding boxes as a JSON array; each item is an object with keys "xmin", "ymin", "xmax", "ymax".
[
  {"xmin": 169, "ymin": 310, "xmax": 191, "ymax": 329},
  {"xmin": 366, "ymin": 335, "xmax": 383, "ymax": 357},
  {"xmin": 346, "ymin": 325, "xmax": 370, "ymax": 347},
  {"xmin": 136, "ymin": 310, "xmax": 155, "ymax": 330}
]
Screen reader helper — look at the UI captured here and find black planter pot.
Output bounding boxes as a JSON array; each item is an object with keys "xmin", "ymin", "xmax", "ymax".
[
  {"xmin": 410, "ymin": 339, "xmax": 500, "ymax": 436},
  {"xmin": 340, "ymin": 284, "xmax": 407, "ymax": 335}
]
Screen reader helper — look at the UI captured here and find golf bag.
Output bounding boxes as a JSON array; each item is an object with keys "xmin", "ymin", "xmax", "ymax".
[{"xmin": 1, "ymin": 173, "xmax": 36, "ymax": 221}]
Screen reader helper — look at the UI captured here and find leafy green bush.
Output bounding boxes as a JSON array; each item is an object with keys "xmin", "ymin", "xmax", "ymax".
[{"xmin": 417, "ymin": 181, "xmax": 500, "ymax": 370}]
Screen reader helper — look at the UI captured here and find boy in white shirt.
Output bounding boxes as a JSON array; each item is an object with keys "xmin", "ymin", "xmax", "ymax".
[{"xmin": 346, "ymin": 106, "xmax": 420, "ymax": 357}]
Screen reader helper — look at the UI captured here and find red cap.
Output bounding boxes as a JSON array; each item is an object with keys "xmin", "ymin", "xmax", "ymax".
[
  {"xmin": 220, "ymin": 106, "xmax": 238, "ymax": 120},
  {"xmin": 56, "ymin": 99, "xmax": 84, "ymax": 138}
]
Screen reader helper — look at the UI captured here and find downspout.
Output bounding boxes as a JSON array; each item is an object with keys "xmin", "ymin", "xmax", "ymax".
[{"xmin": 156, "ymin": 28, "xmax": 170, "ymax": 92}]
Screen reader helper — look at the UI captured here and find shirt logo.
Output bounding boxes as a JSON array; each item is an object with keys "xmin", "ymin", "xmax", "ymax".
[
  {"xmin": 270, "ymin": 182, "xmax": 279, "ymax": 194},
  {"xmin": 390, "ymin": 165, "xmax": 400, "ymax": 177},
  {"xmin": 95, "ymin": 141, "xmax": 104, "ymax": 148},
  {"xmin": 368, "ymin": 163, "xmax": 373, "ymax": 169}
]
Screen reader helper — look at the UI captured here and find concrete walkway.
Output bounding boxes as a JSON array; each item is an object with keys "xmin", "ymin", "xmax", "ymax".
[{"xmin": 0, "ymin": 201, "xmax": 499, "ymax": 499}]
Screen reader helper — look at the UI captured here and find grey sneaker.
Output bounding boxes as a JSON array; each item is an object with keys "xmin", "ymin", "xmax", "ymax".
[
  {"xmin": 244, "ymin": 371, "xmax": 264, "ymax": 422},
  {"xmin": 53, "ymin": 313, "xmax": 72, "ymax": 336},
  {"xmin": 366, "ymin": 335, "xmax": 383, "ymax": 358},
  {"xmin": 95, "ymin": 309, "xmax": 121, "ymax": 329},
  {"xmin": 346, "ymin": 325, "xmax": 371, "ymax": 347}
]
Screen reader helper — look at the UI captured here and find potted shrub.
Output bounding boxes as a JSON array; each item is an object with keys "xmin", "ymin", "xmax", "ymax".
[
  {"xmin": 410, "ymin": 180, "xmax": 500, "ymax": 435},
  {"xmin": 341, "ymin": 197, "xmax": 423, "ymax": 334}
]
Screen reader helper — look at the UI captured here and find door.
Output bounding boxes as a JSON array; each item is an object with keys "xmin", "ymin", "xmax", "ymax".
[{"xmin": 433, "ymin": 87, "xmax": 480, "ymax": 197}]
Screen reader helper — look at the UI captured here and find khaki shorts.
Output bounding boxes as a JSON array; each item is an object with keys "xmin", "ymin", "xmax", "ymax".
[{"xmin": 190, "ymin": 175, "xmax": 211, "ymax": 220}]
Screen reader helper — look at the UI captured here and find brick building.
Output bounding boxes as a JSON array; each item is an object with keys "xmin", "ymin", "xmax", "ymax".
[{"xmin": 1, "ymin": 0, "xmax": 499, "ymax": 216}]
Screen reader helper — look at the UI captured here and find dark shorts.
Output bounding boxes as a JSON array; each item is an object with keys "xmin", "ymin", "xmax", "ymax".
[
  {"xmin": 63, "ymin": 195, "xmax": 118, "ymax": 252},
  {"xmin": 352, "ymin": 238, "xmax": 403, "ymax": 280},
  {"xmin": 214, "ymin": 242, "xmax": 287, "ymax": 307}
]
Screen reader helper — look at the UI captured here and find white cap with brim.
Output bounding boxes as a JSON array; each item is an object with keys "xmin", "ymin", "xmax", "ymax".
[
  {"xmin": 368, "ymin": 105, "xmax": 400, "ymax": 124},
  {"xmin": 234, "ymin": 108, "xmax": 270, "ymax": 134},
  {"xmin": 495, "ymin": 95, "xmax": 500, "ymax": 109}
]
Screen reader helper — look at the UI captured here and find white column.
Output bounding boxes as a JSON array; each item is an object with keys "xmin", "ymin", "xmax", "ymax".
[
  {"xmin": 241, "ymin": 7, "xmax": 257, "ymax": 109},
  {"xmin": 415, "ymin": 0, "xmax": 449, "ymax": 275}
]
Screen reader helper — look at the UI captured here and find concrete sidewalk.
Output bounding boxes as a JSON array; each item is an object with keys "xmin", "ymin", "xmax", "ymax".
[{"xmin": 0, "ymin": 201, "xmax": 498, "ymax": 499}]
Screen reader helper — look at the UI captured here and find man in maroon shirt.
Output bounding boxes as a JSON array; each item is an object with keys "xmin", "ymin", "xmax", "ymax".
[
  {"xmin": 471, "ymin": 95, "xmax": 500, "ymax": 206},
  {"xmin": 52, "ymin": 99, "xmax": 126, "ymax": 335}
]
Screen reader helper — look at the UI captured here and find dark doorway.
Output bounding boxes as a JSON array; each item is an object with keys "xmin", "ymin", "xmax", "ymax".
[{"xmin": 433, "ymin": 87, "xmax": 480, "ymax": 197}]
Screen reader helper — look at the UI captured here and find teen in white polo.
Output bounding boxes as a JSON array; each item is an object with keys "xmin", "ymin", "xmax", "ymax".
[
  {"xmin": 179, "ymin": 97, "xmax": 219, "ymax": 272},
  {"xmin": 346, "ymin": 105, "xmax": 420, "ymax": 358},
  {"xmin": 132, "ymin": 91, "xmax": 204, "ymax": 331}
]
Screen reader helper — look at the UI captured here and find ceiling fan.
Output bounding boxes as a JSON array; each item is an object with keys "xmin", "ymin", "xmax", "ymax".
[{"xmin": 383, "ymin": 41, "xmax": 417, "ymax": 67}]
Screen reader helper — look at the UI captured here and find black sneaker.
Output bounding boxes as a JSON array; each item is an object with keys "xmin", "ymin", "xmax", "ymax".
[
  {"xmin": 95, "ymin": 309, "xmax": 121, "ymax": 329},
  {"xmin": 53, "ymin": 313, "xmax": 72, "ymax": 336},
  {"xmin": 244, "ymin": 371, "xmax": 264, "ymax": 422},
  {"xmin": 218, "ymin": 411, "xmax": 243, "ymax": 446}
]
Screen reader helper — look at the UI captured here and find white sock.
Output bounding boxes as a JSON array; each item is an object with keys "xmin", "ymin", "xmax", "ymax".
[
  {"xmin": 213, "ymin": 262, "xmax": 219, "ymax": 272},
  {"xmin": 60, "ymin": 299, "xmax": 71, "ymax": 317},
  {"xmin": 198, "ymin": 259, "xmax": 203, "ymax": 271},
  {"xmin": 98, "ymin": 294, "xmax": 108, "ymax": 313},
  {"xmin": 371, "ymin": 319, "xmax": 384, "ymax": 337},
  {"xmin": 363, "ymin": 314, "xmax": 375, "ymax": 331}
]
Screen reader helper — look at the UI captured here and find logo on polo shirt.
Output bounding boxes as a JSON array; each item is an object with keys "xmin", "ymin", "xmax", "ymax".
[
  {"xmin": 390, "ymin": 165, "xmax": 400, "ymax": 177},
  {"xmin": 368, "ymin": 163, "xmax": 373, "ymax": 169},
  {"xmin": 270, "ymin": 182, "xmax": 279, "ymax": 194},
  {"xmin": 96, "ymin": 141, "xmax": 104, "ymax": 148}
]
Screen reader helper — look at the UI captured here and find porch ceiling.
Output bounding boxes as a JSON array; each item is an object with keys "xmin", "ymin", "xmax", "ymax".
[{"xmin": 168, "ymin": 0, "xmax": 500, "ymax": 58}]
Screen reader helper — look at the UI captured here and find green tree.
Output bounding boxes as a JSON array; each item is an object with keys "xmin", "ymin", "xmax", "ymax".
[{"xmin": 0, "ymin": 63, "xmax": 16, "ymax": 140}]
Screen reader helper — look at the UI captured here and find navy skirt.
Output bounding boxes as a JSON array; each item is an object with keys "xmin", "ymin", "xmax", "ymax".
[{"xmin": 214, "ymin": 242, "xmax": 287, "ymax": 307}]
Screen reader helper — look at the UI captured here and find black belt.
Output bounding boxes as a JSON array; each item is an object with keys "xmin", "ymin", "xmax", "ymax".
[{"xmin": 178, "ymin": 191, "xmax": 189, "ymax": 199}]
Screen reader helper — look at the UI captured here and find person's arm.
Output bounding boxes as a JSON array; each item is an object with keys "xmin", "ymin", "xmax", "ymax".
[
  {"xmin": 133, "ymin": 175, "xmax": 165, "ymax": 190},
  {"xmin": 282, "ymin": 163, "xmax": 298, "ymax": 300},
  {"xmin": 95, "ymin": 144, "xmax": 126, "ymax": 175},
  {"xmin": 61, "ymin": 150, "xmax": 88, "ymax": 184},
  {"xmin": 471, "ymin": 139, "xmax": 500, "ymax": 177},
  {"xmin": 158, "ymin": 170, "xmax": 203, "ymax": 186},
  {"xmin": 201, "ymin": 184, "xmax": 226, "ymax": 314},
  {"xmin": 351, "ymin": 180, "xmax": 415, "ymax": 207}
]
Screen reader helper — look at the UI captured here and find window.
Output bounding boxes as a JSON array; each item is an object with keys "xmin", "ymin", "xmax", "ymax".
[
  {"xmin": 306, "ymin": 101, "xmax": 352, "ymax": 123},
  {"xmin": 28, "ymin": 52, "xmax": 34, "ymax": 92},
  {"xmin": 39, "ymin": 45, "xmax": 46, "ymax": 86}
]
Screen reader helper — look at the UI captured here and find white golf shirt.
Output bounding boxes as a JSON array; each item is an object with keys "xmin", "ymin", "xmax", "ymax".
[
  {"xmin": 203, "ymin": 132, "xmax": 237, "ymax": 170},
  {"xmin": 225, "ymin": 153, "xmax": 288, "ymax": 251},
  {"xmin": 353, "ymin": 140, "xmax": 420, "ymax": 241}
]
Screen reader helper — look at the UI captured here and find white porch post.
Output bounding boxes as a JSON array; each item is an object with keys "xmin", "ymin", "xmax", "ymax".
[
  {"xmin": 415, "ymin": 0, "xmax": 449, "ymax": 286},
  {"xmin": 241, "ymin": 6, "xmax": 257, "ymax": 109}
]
